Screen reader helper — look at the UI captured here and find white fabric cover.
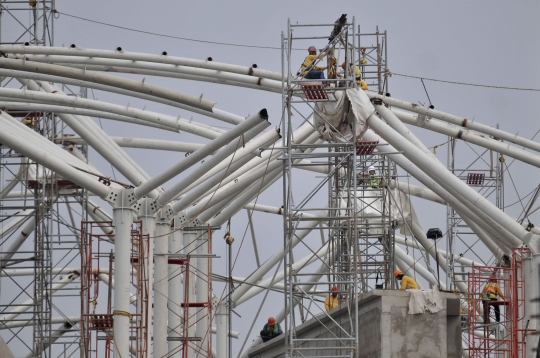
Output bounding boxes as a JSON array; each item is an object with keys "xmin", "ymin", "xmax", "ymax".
[
  {"xmin": 313, "ymin": 87, "xmax": 373, "ymax": 143},
  {"xmin": 408, "ymin": 288, "xmax": 444, "ymax": 315}
]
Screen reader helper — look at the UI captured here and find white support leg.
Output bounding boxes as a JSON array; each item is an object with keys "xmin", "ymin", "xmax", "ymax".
[
  {"xmin": 183, "ymin": 230, "xmax": 198, "ymax": 358},
  {"xmin": 168, "ymin": 220, "xmax": 183, "ymax": 358},
  {"xmin": 215, "ymin": 301, "xmax": 229, "ymax": 358},
  {"xmin": 195, "ymin": 229, "xmax": 210, "ymax": 356},
  {"xmin": 112, "ymin": 188, "xmax": 134, "ymax": 358},
  {"xmin": 138, "ymin": 198, "xmax": 156, "ymax": 355},
  {"xmin": 154, "ymin": 214, "xmax": 170, "ymax": 358}
]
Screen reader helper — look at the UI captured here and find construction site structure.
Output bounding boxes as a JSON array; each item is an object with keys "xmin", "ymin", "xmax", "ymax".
[
  {"xmin": 467, "ymin": 247, "xmax": 535, "ymax": 357},
  {"xmin": 281, "ymin": 17, "xmax": 395, "ymax": 357}
]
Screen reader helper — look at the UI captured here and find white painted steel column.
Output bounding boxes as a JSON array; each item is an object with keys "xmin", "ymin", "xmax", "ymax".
[
  {"xmin": 138, "ymin": 198, "xmax": 156, "ymax": 356},
  {"xmin": 215, "ymin": 301, "xmax": 228, "ymax": 358},
  {"xmin": 112, "ymin": 188, "xmax": 134, "ymax": 358},
  {"xmin": 168, "ymin": 220, "xmax": 183, "ymax": 358},
  {"xmin": 195, "ymin": 229, "xmax": 210, "ymax": 356},
  {"xmin": 183, "ymin": 230, "xmax": 198, "ymax": 358},
  {"xmin": 154, "ymin": 215, "xmax": 170, "ymax": 358}
]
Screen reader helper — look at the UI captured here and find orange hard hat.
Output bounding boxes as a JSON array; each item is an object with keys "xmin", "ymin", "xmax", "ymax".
[
  {"xmin": 489, "ymin": 275, "xmax": 497, "ymax": 281},
  {"xmin": 331, "ymin": 286, "xmax": 339, "ymax": 291},
  {"xmin": 394, "ymin": 269, "xmax": 403, "ymax": 278},
  {"xmin": 268, "ymin": 317, "xmax": 276, "ymax": 325},
  {"xmin": 308, "ymin": 46, "xmax": 316, "ymax": 53},
  {"xmin": 341, "ymin": 62, "xmax": 346, "ymax": 69}
]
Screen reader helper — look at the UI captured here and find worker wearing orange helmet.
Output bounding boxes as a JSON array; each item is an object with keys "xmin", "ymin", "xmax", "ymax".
[
  {"xmin": 260, "ymin": 316, "xmax": 283, "ymax": 343},
  {"xmin": 325, "ymin": 285, "xmax": 340, "ymax": 311},
  {"xmin": 394, "ymin": 269, "xmax": 418, "ymax": 290},
  {"xmin": 299, "ymin": 46, "xmax": 327, "ymax": 81},
  {"xmin": 341, "ymin": 62, "xmax": 368, "ymax": 90},
  {"xmin": 482, "ymin": 275, "xmax": 504, "ymax": 323}
]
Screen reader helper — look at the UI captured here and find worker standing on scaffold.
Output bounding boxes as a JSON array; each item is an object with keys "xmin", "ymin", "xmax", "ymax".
[
  {"xmin": 482, "ymin": 275, "xmax": 504, "ymax": 323},
  {"xmin": 341, "ymin": 62, "xmax": 369, "ymax": 90},
  {"xmin": 299, "ymin": 46, "xmax": 327, "ymax": 81}
]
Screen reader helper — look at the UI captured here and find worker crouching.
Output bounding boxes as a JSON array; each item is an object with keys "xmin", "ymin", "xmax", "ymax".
[
  {"xmin": 394, "ymin": 269, "xmax": 418, "ymax": 290},
  {"xmin": 260, "ymin": 316, "xmax": 283, "ymax": 343}
]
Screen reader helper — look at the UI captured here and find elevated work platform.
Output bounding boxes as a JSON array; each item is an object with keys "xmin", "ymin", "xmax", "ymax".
[{"xmin": 248, "ymin": 289, "xmax": 461, "ymax": 358}]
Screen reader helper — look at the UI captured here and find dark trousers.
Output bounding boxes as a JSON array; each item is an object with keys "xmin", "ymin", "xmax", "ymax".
[
  {"xmin": 483, "ymin": 298, "xmax": 501, "ymax": 323},
  {"xmin": 304, "ymin": 71, "xmax": 326, "ymax": 81}
]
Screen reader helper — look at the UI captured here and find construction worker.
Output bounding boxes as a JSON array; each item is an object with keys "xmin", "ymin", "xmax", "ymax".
[
  {"xmin": 394, "ymin": 269, "xmax": 418, "ymax": 290},
  {"xmin": 482, "ymin": 276, "xmax": 505, "ymax": 323},
  {"xmin": 325, "ymin": 286, "xmax": 339, "ymax": 311},
  {"xmin": 366, "ymin": 166, "xmax": 381, "ymax": 189},
  {"xmin": 299, "ymin": 46, "xmax": 327, "ymax": 81},
  {"xmin": 341, "ymin": 62, "xmax": 368, "ymax": 90},
  {"xmin": 260, "ymin": 316, "xmax": 283, "ymax": 343}
]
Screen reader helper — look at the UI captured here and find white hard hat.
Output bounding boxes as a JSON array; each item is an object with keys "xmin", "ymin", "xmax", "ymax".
[{"xmin": 368, "ymin": 166, "xmax": 375, "ymax": 172}]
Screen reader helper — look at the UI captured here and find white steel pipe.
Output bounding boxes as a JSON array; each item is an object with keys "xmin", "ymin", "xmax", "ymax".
[
  {"xmin": 369, "ymin": 109, "xmax": 527, "ymax": 247},
  {"xmin": 135, "ymin": 109, "xmax": 268, "ymax": 200},
  {"xmin": 18, "ymin": 54, "xmax": 282, "ymax": 92},
  {"xmin": 0, "ymin": 316, "xmax": 80, "ymax": 330},
  {"xmin": 392, "ymin": 109, "xmax": 540, "ymax": 168},
  {"xmin": 0, "ymin": 114, "xmax": 110, "ymax": 198},
  {"xmin": 2, "ymin": 101, "xmax": 179, "ymax": 132},
  {"xmin": 0, "ymin": 46, "xmax": 282, "ymax": 81},
  {"xmin": 0, "ymin": 210, "xmax": 33, "ymax": 240},
  {"xmin": 364, "ymin": 129, "xmax": 506, "ymax": 257},
  {"xmin": 153, "ymin": 220, "xmax": 170, "ymax": 358},
  {"xmin": 0, "ymin": 58, "xmax": 215, "ymax": 111},
  {"xmin": 390, "ymin": 180, "xmax": 445, "ymax": 205},
  {"xmin": 112, "ymin": 190, "xmax": 134, "ymax": 358},
  {"xmin": 171, "ymin": 127, "xmax": 280, "ymax": 212},
  {"xmin": 367, "ymin": 92, "xmax": 540, "ymax": 154},
  {"xmin": 3, "ymin": 69, "xmax": 241, "ymax": 127},
  {"xmin": 157, "ymin": 120, "xmax": 270, "ymax": 208},
  {"xmin": 59, "ymin": 135, "xmax": 205, "ymax": 153}
]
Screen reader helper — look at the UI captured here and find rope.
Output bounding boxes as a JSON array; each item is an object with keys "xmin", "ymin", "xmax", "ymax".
[
  {"xmin": 112, "ymin": 310, "xmax": 132, "ymax": 318},
  {"xmin": 391, "ymin": 71, "xmax": 540, "ymax": 92},
  {"xmin": 56, "ymin": 10, "xmax": 302, "ymax": 51}
]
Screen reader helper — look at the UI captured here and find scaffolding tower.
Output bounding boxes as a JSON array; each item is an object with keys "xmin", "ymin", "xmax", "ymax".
[
  {"xmin": 281, "ymin": 17, "xmax": 392, "ymax": 358},
  {"xmin": 0, "ymin": 2, "xmax": 89, "ymax": 357}
]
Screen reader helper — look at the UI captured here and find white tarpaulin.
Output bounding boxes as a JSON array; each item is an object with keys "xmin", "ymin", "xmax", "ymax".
[
  {"xmin": 314, "ymin": 87, "xmax": 373, "ymax": 143},
  {"xmin": 408, "ymin": 288, "xmax": 444, "ymax": 314}
]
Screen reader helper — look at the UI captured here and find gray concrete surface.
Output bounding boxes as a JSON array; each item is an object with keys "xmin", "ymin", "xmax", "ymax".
[{"xmin": 248, "ymin": 289, "xmax": 461, "ymax": 358}]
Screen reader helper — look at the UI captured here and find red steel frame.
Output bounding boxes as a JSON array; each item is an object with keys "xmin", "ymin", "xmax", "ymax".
[
  {"xmin": 467, "ymin": 247, "xmax": 531, "ymax": 357},
  {"xmin": 80, "ymin": 220, "xmax": 149, "ymax": 358}
]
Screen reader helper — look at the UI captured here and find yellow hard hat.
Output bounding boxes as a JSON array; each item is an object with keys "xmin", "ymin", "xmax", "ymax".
[{"xmin": 360, "ymin": 59, "xmax": 367, "ymax": 65}]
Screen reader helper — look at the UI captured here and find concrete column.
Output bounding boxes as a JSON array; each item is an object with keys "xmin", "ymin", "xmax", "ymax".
[
  {"xmin": 112, "ymin": 189, "xmax": 134, "ymax": 358},
  {"xmin": 154, "ymin": 217, "xmax": 170, "ymax": 358}
]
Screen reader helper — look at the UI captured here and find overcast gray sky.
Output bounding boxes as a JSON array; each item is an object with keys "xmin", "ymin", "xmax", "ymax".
[{"xmin": 2, "ymin": 1, "xmax": 540, "ymax": 356}]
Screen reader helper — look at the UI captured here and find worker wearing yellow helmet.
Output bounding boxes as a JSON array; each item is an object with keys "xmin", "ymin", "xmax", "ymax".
[
  {"xmin": 394, "ymin": 269, "xmax": 418, "ymax": 290},
  {"xmin": 341, "ymin": 62, "xmax": 368, "ymax": 90}
]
